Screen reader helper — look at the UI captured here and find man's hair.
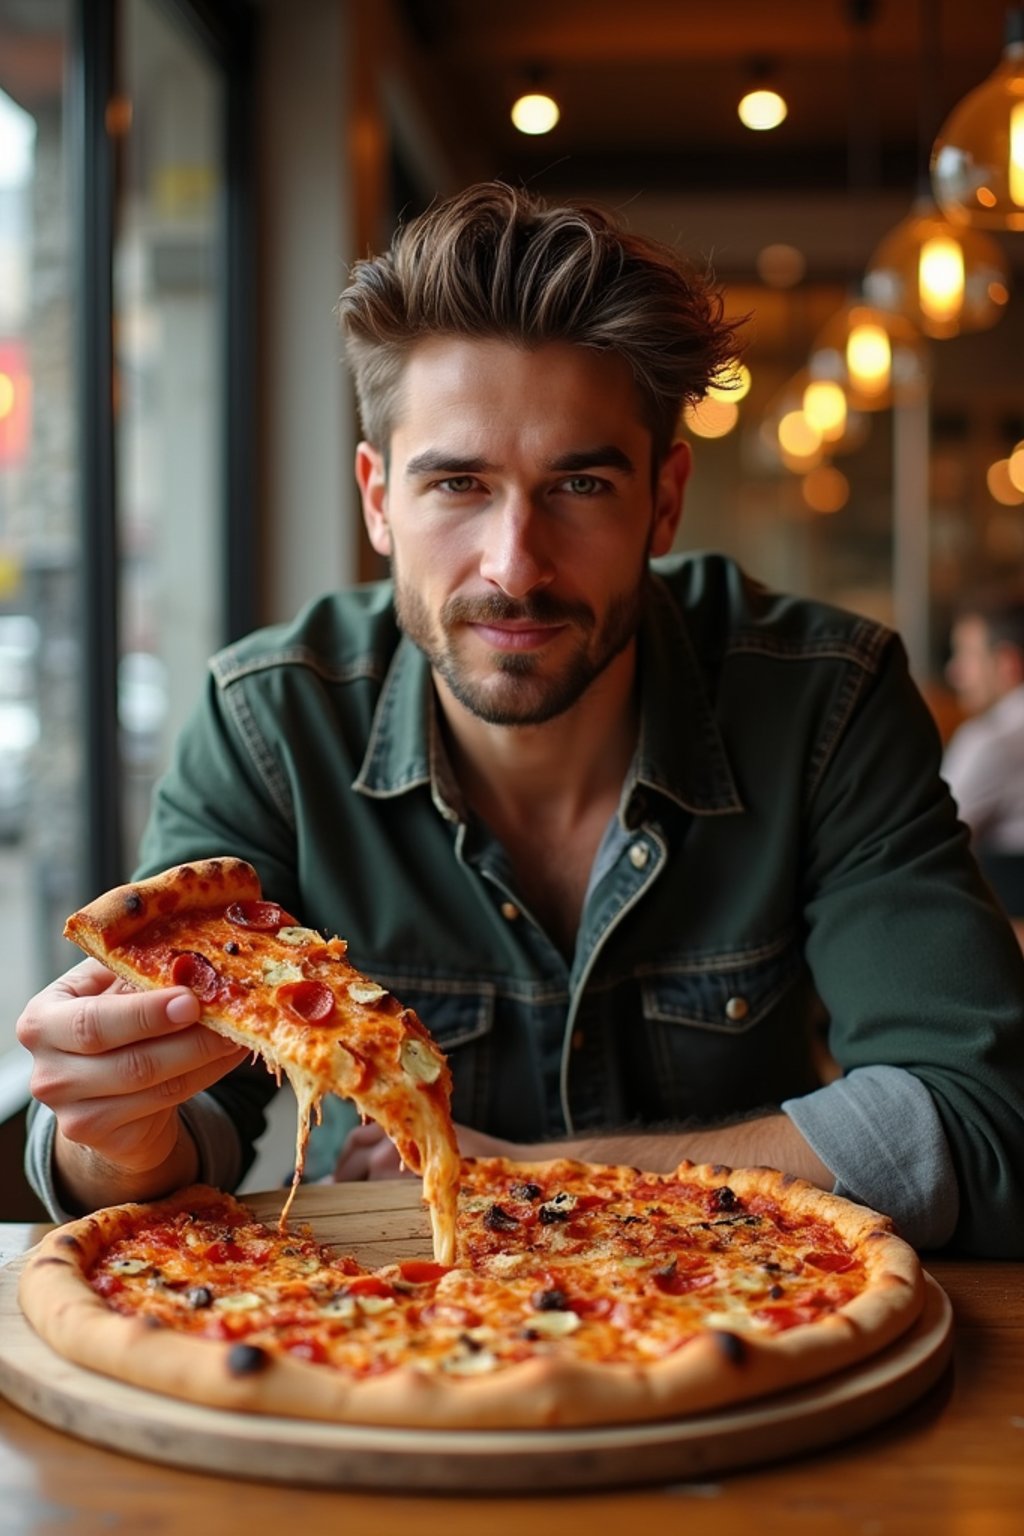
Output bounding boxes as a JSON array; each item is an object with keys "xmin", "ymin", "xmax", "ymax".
[
  {"xmin": 336, "ymin": 181, "xmax": 743, "ymax": 461},
  {"xmin": 955, "ymin": 586, "xmax": 1024, "ymax": 656}
]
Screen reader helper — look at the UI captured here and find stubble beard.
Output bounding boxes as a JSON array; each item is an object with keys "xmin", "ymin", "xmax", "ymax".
[{"xmin": 392, "ymin": 565, "xmax": 649, "ymax": 728}]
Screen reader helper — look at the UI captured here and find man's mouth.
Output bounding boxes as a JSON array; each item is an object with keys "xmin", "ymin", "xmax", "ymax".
[{"xmin": 467, "ymin": 619, "xmax": 567, "ymax": 651}]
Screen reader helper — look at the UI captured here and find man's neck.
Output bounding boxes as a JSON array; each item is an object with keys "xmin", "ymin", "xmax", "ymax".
[
  {"xmin": 433, "ymin": 645, "xmax": 641, "ymax": 956},
  {"xmin": 434, "ymin": 644, "xmax": 640, "ymax": 836}
]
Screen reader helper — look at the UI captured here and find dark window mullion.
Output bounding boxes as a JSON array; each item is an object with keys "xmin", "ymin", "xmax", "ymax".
[
  {"xmin": 222, "ymin": 12, "xmax": 257, "ymax": 644},
  {"xmin": 72, "ymin": 0, "xmax": 122, "ymax": 893}
]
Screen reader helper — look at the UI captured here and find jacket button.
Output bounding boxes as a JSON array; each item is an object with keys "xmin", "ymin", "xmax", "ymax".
[
  {"xmin": 500, "ymin": 901, "xmax": 520, "ymax": 921},
  {"xmin": 571, "ymin": 1029, "xmax": 585, "ymax": 1051},
  {"xmin": 725, "ymin": 995, "xmax": 749, "ymax": 1022},
  {"xmin": 628, "ymin": 842, "xmax": 650, "ymax": 870}
]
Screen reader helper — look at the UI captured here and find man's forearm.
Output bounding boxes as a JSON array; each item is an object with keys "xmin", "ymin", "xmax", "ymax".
[
  {"xmin": 52, "ymin": 1115, "xmax": 200, "ymax": 1217},
  {"xmin": 513, "ymin": 1113, "xmax": 835, "ymax": 1189}
]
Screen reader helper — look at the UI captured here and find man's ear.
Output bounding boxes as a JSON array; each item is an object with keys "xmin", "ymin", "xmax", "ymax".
[
  {"xmin": 651, "ymin": 439, "xmax": 692, "ymax": 558},
  {"xmin": 355, "ymin": 442, "xmax": 391, "ymax": 557}
]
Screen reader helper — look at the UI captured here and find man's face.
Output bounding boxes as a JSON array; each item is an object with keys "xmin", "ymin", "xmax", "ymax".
[
  {"xmin": 947, "ymin": 617, "xmax": 1004, "ymax": 715},
  {"xmin": 356, "ymin": 337, "xmax": 688, "ymax": 728}
]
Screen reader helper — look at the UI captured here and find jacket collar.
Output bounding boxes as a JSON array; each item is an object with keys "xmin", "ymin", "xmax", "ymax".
[{"xmin": 353, "ymin": 573, "xmax": 744, "ymax": 818}]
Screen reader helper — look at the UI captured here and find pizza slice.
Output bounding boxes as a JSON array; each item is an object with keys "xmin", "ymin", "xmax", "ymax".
[{"xmin": 63, "ymin": 857, "xmax": 461, "ymax": 1263}]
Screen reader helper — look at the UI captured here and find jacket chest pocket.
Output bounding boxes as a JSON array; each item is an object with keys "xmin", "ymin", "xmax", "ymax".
[
  {"xmin": 641, "ymin": 946, "xmax": 801, "ymax": 1034},
  {"xmin": 637, "ymin": 944, "xmax": 813, "ymax": 1119}
]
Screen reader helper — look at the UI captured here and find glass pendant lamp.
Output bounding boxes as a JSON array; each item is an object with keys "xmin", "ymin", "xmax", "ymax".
[
  {"xmin": 863, "ymin": 192, "xmax": 1010, "ymax": 338},
  {"xmin": 808, "ymin": 302, "xmax": 928, "ymax": 414},
  {"xmin": 931, "ymin": 6, "xmax": 1024, "ymax": 230}
]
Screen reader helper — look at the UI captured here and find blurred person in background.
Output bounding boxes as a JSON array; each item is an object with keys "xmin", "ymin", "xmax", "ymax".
[{"xmin": 944, "ymin": 590, "xmax": 1024, "ymax": 855}]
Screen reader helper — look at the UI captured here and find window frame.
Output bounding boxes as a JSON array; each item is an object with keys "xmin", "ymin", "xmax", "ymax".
[{"xmin": 73, "ymin": 0, "xmax": 257, "ymax": 895}]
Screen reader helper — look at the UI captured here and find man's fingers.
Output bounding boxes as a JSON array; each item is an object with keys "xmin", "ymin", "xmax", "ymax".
[
  {"xmin": 18, "ymin": 981, "xmax": 203, "ymax": 1059},
  {"xmin": 332, "ymin": 1120, "xmax": 409, "ymax": 1182},
  {"xmin": 52, "ymin": 957, "xmax": 124, "ymax": 995},
  {"xmin": 55, "ymin": 1051, "xmax": 248, "ymax": 1152},
  {"xmin": 30, "ymin": 1023, "xmax": 245, "ymax": 1110}
]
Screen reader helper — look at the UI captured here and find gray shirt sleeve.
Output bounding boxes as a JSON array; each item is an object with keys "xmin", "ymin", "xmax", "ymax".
[
  {"xmin": 782, "ymin": 1064, "xmax": 959, "ymax": 1250},
  {"xmin": 23, "ymin": 1094, "xmax": 246, "ymax": 1223}
]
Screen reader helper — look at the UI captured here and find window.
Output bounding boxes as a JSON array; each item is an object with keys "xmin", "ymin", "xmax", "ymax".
[
  {"xmin": 0, "ymin": 0, "xmax": 254, "ymax": 1114},
  {"xmin": 115, "ymin": 0, "xmax": 227, "ymax": 857}
]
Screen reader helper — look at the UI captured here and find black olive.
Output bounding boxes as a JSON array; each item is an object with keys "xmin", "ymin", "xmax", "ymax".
[
  {"xmin": 186, "ymin": 1285, "xmax": 214, "ymax": 1309},
  {"xmin": 224, "ymin": 940, "xmax": 240, "ymax": 955},
  {"xmin": 227, "ymin": 1343, "xmax": 269, "ymax": 1376},
  {"xmin": 532, "ymin": 1288, "xmax": 569, "ymax": 1311},
  {"xmin": 538, "ymin": 1201, "xmax": 572, "ymax": 1224},
  {"xmin": 510, "ymin": 1182, "xmax": 542, "ymax": 1201},
  {"xmin": 484, "ymin": 1204, "xmax": 519, "ymax": 1232},
  {"xmin": 710, "ymin": 1185, "xmax": 740, "ymax": 1213}
]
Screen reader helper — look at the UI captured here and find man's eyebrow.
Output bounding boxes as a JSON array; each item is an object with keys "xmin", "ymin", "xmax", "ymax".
[
  {"xmin": 403, "ymin": 446, "xmax": 637, "ymax": 478},
  {"xmin": 404, "ymin": 451, "xmax": 497, "ymax": 477},
  {"xmin": 546, "ymin": 446, "xmax": 636, "ymax": 476}
]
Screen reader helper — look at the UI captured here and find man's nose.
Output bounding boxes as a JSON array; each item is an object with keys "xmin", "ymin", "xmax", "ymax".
[{"xmin": 478, "ymin": 495, "xmax": 555, "ymax": 598}]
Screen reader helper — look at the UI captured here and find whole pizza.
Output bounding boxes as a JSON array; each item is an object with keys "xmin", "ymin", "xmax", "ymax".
[{"xmin": 19, "ymin": 859, "xmax": 926, "ymax": 1430}]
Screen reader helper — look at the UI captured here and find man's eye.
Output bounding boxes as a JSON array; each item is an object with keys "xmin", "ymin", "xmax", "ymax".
[
  {"xmin": 561, "ymin": 475, "xmax": 604, "ymax": 495},
  {"xmin": 437, "ymin": 476, "xmax": 479, "ymax": 494}
]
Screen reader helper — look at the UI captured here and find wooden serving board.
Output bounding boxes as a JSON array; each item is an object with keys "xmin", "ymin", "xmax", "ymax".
[{"xmin": 0, "ymin": 1183, "xmax": 954, "ymax": 1493}]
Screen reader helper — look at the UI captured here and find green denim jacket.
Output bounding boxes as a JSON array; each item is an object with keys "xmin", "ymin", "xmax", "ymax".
[{"xmin": 128, "ymin": 553, "xmax": 1024, "ymax": 1256}]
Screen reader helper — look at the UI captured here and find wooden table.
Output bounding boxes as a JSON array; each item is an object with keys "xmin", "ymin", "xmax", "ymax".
[{"xmin": 2, "ymin": 1190, "xmax": 1022, "ymax": 1536}]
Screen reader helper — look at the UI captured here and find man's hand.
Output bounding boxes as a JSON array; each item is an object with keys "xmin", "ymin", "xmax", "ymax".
[{"xmin": 17, "ymin": 958, "xmax": 247, "ymax": 1210}]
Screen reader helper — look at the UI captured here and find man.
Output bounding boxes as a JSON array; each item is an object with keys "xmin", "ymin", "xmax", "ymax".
[
  {"xmin": 18, "ymin": 183, "xmax": 1024, "ymax": 1256},
  {"xmin": 943, "ymin": 591, "xmax": 1024, "ymax": 854}
]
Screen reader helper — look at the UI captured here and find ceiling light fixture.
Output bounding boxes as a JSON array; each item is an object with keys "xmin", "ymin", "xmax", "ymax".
[
  {"xmin": 511, "ymin": 68, "xmax": 560, "ymax": 136},
  {"xmin": 987, "ymin": 456, "xmax": 1024, "ymax": 505},
  {"xmin": 802, "ymin": 380, "xmax": 848, "ymax": 441},
  {"xmin": 738, "ymin": 88, "xmax": 788, "ymax": 131},
  {"xmin": 511, "ymin": 90, "xmax": 560, "ymax": 135},
  {"xmin": 737, "ymin": 58, "xmax": 788, "ymax": 131},
  {"xmin": 808, "ymin": 304, "xmax": 927, "ymax": 413},
  {"xmin": 865, "ymin": 1, "xmax": 1012, "ymax": 336},
  {"xmin": 683, "ymin": 398, "xmax": 740, "ymax": 439},
  {"xmin": 864, "ymin": 196, "xmax": 1010, "ymax": 337},
  {"xmin": 931, "ymin": 5, "xmax": 1024, "ymax": 230}
]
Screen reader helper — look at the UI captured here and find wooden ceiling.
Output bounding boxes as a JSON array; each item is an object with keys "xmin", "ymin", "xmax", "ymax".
[{"xmin": 397, "ymin": 0, "xmax": 1017, "ymax": 201}]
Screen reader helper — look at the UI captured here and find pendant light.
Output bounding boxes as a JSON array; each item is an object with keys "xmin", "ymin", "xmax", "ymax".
[
  {"xmin": 808, "ymin": 304, "xmax": 927, "ymax": 413},
  {"xmin": 866, "ymin": 1, "xmax": 1011, "ymax": 337},
  {"xmin": 931, "ymin": 6, "xmax": 1024, "ymax": 230},
  {"xmin": 511, "ymin": 68, "xmax": 560, "ymax": 136},
  {"xmin": 864, "ymin": 191, "xmax": 1010, "ymax": 338},
  {"xmin": 737, "ymin": 59, "xmax": 788, "ymax": 132},
  {"xmin": 761, "ymin": 370, "xmax": 870, "ymax": 475}
]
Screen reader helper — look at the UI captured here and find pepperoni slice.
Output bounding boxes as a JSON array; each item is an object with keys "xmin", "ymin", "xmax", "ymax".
[
  {"xmin": 170, "ymin": 950, "xmax": 220, "ymax": 1001},
  {"xmin": 803, "ymin": 1251, "xmax": 857, "ymax": 1274},
  {"xmin": 397, "ymin": 1259, "xmax": 451, "ymax": 1285},
  {"xmin": 277, "ymin": 979, "xmax": 335, "ymax": 1022},
  {"xmin": 225, "ymin": 900, "xmax": 293, "ymax": 931}
]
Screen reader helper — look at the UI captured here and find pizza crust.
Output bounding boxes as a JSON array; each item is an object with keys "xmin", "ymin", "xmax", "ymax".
[
  {"xmin": 18, "ymin": 1166, "xmax": 926, "ymax": 1430},
  {"xmin": 64, "ymin": 858, "xmax": 263, "ymax": 950}
]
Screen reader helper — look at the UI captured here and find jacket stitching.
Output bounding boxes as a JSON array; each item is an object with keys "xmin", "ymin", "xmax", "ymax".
[
  {"xmin": 212, "ymin": 645, "xmax": 385, "ymax": 689},
  {"xmin": 218, "ymin": 684, "xmax": 297, "ymax": 831}
]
